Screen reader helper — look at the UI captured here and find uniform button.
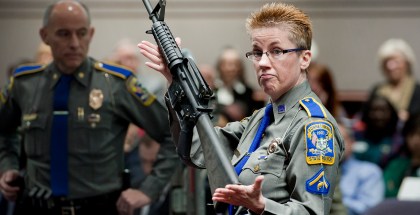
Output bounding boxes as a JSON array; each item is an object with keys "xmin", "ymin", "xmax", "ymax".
[{"xmin": 253, "ymin": 164, "xmax": 260, "ymax": 172}]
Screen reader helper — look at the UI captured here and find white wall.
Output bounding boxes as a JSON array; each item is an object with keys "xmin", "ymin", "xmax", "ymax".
[{"xmin": 1, "ymin": 0, "xmax": 420, "ymax": 94}]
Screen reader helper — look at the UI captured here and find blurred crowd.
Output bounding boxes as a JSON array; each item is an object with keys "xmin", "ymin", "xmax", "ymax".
[{"xmin": 1, "ymin": 33, "xmax": 420, "ymax": 215}]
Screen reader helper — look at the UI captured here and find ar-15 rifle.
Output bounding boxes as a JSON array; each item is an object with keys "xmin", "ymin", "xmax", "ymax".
[{"xmin": 142, "ymin": 0, "xmax": 240, "ymax": 213}]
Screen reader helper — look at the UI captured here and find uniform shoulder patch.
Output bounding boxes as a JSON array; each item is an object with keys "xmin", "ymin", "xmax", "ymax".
[
  {"xmin": 306, "ymin": 167, "xmax": 330, "ymax": 195},
  {"xmin": 0, "ymin": 78, "xmax": 12, "ymax": 104},
  {"xmin": 305, "ymin": 120, "xmax": 335, "ymax": 165},
  {"xmin": 126, "ymin": 76, "xmax": 156, "ymax": 106},
  {"xmin": 299, "ymin": 97, "xmax": 327, "ymax": 118},
  {"xmin": 95, "ymin": 61, "xmax": 134, "ymax": 79},
  {"xmin": 13, "ymin": 64, "xmax": 46, "ymax": 78}
]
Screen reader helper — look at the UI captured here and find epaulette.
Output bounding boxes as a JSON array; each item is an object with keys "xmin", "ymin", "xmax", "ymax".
[
  {"xmin": 13, "ymin": 64, "xmax": 46, "ymax": 78},
  {"xmin": 299, "ymin": 97, "xmax": 327, "ymax": 119},
  {"xmin": 95, "ymin": 61, "xmax": 134, "ymax": 79}
]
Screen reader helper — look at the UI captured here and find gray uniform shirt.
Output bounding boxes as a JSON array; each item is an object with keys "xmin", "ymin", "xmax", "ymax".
[
  {"xmin": 0, "ymin": 58, "xmax": 179, "ymax": 200},
  {"xmin": 169, "ymin": 81, "xmax": 344, "ymax": 215}
]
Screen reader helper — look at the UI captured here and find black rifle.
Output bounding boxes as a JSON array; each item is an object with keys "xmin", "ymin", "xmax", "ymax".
[{"xmin": 141, "ymin": 0, "xmax": 239, "ymax": 213}]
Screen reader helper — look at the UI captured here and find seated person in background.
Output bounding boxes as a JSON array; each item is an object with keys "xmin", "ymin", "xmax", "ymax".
[
  {"xmin": 352, "ymin": 94, "xmax": 403, "ymax": 169},
  {"xmin": 214, "ymin": 46, "xmax": 266, "ymax": 124},
  {"xmin": 307, "ymin": 62, "xmax": 347, "ymax": 120},
  {"xmin": 339, "ymin": 123, "xmax": 384, "ymax": 215},
  {"xmin": 383, "ymin": 113, "xmax": 420, "ymax": 198},
  {"xmin": 370, "ymin": 38, "xmax": 420, "ymax": 122},
  {"xmin": 34, "ymin": 41, "xmax": 53, "ymax": 64}
]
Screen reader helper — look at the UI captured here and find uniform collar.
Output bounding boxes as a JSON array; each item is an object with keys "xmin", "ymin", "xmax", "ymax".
[
  {"xmin": 271, "ymin": 81, "xmax": 312, "ymax": 124},
  {"xmin": 232, "ymin": 81, "xmax": 312, "ymax": 165},
  {"xmin": 48, "ymin": 58, "xmax": 92, "ymax": 89}
]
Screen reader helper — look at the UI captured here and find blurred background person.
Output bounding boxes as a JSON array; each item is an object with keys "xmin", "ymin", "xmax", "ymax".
[
  {"xmin": 198, "ymin": 63, "xmax": 226, "ymax": 127},
  {"xmin": 214, "ymin": 46, "xmax": 266, "ymax": 125},
  {"xmin": 308, "ymin": 62, "xmax": 348, "ymax": 120},
  {"xmin": 352, "ymin": 94, "xmax": 402, "ymax": 169},
  {"xmin": 339, "ymin": 123, "xmax": 384, "ymax": 215},
  {"xmin": 109, "ymin": 38, "xmax": 167, "ymax": 101},
  {"xmin": 370, "ymin": 38, "xmax": 420, "ymax": 122},
  {"xmin": 199, "ymin": 63, "xmax": 216, "ymax": 90},
  {"xmin": 383, "ymin": 113, "xmax": 420, "ymax": 198},
  {"xmin": 34, "ymin": 41, "xmax": 53, "ymax": 64}
]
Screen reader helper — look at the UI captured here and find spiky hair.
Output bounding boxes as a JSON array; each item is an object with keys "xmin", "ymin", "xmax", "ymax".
[{"xmin": 246, "ymin": 3, "xmax": 312, "ymax": 50}]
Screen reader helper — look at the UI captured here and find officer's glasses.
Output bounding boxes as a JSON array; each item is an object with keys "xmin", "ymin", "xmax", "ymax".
[{"xmin": 245, "ymin": 48, "xmax": 305, "ymax": 62}]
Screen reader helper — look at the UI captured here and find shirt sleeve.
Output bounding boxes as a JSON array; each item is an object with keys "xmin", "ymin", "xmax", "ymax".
[
  {"xmin": 263, "ymin": 118, "xmax": 344, "ymax": 215},
  {"xmin": 0, "ymin": 79, "xmax": 22, "ymax": 173},
  {"xmin": 115, "ymin": 76, "xmax": 180, "ymax": 201}
]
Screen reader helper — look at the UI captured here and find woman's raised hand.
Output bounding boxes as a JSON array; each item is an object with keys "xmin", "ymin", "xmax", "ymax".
[{"xmin": 138, "ymin": 38, "xmax": 182, "ymax": 85}]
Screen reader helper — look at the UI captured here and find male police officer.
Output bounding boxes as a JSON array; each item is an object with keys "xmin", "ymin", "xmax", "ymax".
[{"xmin": 0, "ymin": 1, "xmax": 179, "ymax": 214}]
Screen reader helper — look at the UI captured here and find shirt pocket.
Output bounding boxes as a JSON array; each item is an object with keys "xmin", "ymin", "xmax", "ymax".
[
  {"xmin": 242, "ymin": 148, "xmax": 286, "ymax": 178},
  {"xmin": 22, "ymin": 113, "xmax": 49, "ymax": 158},
  {"xmin": 70, "ymin": 109, "xmax": 114, "ymax": 155}
]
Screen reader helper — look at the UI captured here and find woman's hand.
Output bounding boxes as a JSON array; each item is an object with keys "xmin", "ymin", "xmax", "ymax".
[
  {"xmin": 212, "ymin": 175, "xmax": 266, "ymax": 214},
  {"xmin": 137, "ymin": 38, "xmax": 181, "ymax": 85}
]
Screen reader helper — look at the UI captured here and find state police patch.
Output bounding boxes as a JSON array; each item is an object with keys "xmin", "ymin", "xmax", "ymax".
[
  {"xmin": 305, "ymin": 120, "xmax": 335, "ymax": 165},
  {"xmin": 0, "ymin": 77, "xmax": 13, "ymax": 104},
  {"xmin": 306, "ymin": 167, "xmax": 330, "ymax": 195},
  {"xmin": 0, "ymin": 86, "xmax": 7, "ymax": 104},
  {"xmin": 126, "ymin": 76, "xmax": 155, "ymax": 106}
]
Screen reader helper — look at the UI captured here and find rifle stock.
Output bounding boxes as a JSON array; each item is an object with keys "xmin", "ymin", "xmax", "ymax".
[{"xmin": 141, "ymin": 0, "xmax": 239, "ymax": 212}]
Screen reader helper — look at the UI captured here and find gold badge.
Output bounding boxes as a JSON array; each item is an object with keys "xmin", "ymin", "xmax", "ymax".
[
  {"xmin": 253, "ymin": 164, "xmax": 260, "ymax": 172},
  {"xmin": 89, "ymin": 89, "xmax": 104, "ymax": 110}
]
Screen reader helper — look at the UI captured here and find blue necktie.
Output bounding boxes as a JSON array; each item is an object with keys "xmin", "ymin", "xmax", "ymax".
[
  {"xmin": 50, "ymin": 74, "xmax": 72, "ymax": 196},
  {"xmin": 234, "ymin": 103, "xmax": 273, "ymax": 175},
  {"xmin": 229, "ymin": 103, "xmax": 273, "ymax": 215}
]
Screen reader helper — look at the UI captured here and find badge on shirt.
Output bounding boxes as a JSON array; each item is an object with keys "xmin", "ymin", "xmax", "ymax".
[
  {"xmin": 267, "ymin": 140, "xmax": 278, "ymax": 154},
  {"xmin": 126, "ymin": 77, "xmax": 155, "ymax": 106},
  {"xmin": 89, "ymin": 88, "xmax": 104, "ymax": 110},
  {"xmin": 305, "ymin": 120, "xmax": 335, "ymax": 165},
  {"xmin": 306, "ymin": 167, "xmax": 330, "ymax": 195}
]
